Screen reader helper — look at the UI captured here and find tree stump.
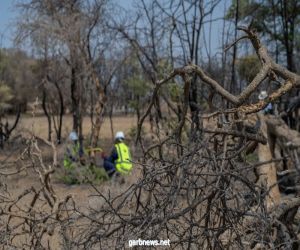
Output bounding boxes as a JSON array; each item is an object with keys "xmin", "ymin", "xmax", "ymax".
[{"xmin": 257, "ymin": 113, "xmax": 281, "ymax": 209}]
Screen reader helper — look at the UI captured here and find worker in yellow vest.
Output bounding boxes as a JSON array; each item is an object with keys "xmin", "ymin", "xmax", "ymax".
[
  {"xmin": 102, "ymin": 131, "xmax": 132, "ymax": 178},
  {"xmin": 63, "ymin": 131, "xmax": 85, "ymax": 170}
]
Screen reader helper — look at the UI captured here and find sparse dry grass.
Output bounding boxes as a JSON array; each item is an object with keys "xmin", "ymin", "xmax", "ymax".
[
  {"xmin": 3, "ymin": 113, "xmax": 144, "ymax": 207},
  {"xmin": 0, "ymin": 114, "xmax": 148, "ymax": 249},
  {"xmin": 12, "ymin": 114, "xmax": 139, "ymax": 141}
]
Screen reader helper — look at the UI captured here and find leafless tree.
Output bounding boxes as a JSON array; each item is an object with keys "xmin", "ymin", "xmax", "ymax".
[
  {"xmin": 2, "ymin": 0, "xmax": 300, "ymax": 249},
  {"xmin": 15, "ymin": 0, "xmax": 124, "ymax": 146}
]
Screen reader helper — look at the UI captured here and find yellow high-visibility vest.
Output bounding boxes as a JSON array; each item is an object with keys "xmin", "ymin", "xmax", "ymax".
[
  {"xmin": 63, "ymin": 142, "xmax": 81, "ymax": 170},
  {"xmin": 115, "ymin": 142, "xmax": 132, "ymax": 174}
]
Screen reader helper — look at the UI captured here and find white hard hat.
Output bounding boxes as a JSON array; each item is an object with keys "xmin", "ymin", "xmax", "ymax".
[
  {"xmin": 258, "ymin": 90, "xmax": 268, "ymax": 100},
  {"xmin": 115, "ymin": 131, "xmax": 125, "ymax": 140},
  {"xmin": 69, "ymin": 131, "xmax": 78, "ymax": 141}
]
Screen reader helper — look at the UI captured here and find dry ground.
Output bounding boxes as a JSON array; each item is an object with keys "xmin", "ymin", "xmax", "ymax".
[
  {"xmin": 13, "ymin": 114, "xmax": 139, "ymax": 142},
  {"xmin": 1, "ymin": 114, "xmax": 146, "ymax": 248}
]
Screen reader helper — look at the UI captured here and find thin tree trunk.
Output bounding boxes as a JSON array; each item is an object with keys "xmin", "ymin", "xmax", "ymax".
[
  {"xmin": 89, "ymin": 67, "xmax": 106, "ymax": 147},
  {"xmin": 42, "ymin": 89, "xmax": 52, "ymax": 141},
  {"xmin": 4, "ymin": 105, "xmax": 21, "ymax": 140},
  {"xmin": 53, "ymin": 81, "xmax": 64, "ymax": 144},
  {"xmin": 0, "ymin": 119, "xmax": 3, "ymax": 149},
  {"xmin": 109, "ymin": 104, "xmax": 114, "ymax": 141},
  {"xmin": 230, "ymin": 0, "xmax": 239, "ymax": 95},
  {"xmin": 136, "ymin": 96, "xmax": 141, "ymax": 130},
  {"xmin": 189, "ymin": 75, "xmax": 200, "ymax": 132},
  {"xmin": 71, "ymin": 66, "xmax": 79, "ymax": 134},
  {"xmin": 280, "ymin": 0, "xmax": 295, "ymax": 72}
]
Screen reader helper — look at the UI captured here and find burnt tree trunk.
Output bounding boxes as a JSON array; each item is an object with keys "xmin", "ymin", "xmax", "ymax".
[
  {"xmin": 42, "ymin": 88, "xmax": 52, "ymax": 141},
  {"xmin": 71, "ymin": 66, "xmax": 79, "ymax": 134},
  {"xmin": 54, "ymin": 80, "xmax": 64, "ymax": 144},
  {"xmin": 189, "ymin": 75, "xmax": 200, "ymax": 132}
]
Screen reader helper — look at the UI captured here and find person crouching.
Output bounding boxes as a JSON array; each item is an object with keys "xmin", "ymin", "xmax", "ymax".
[{"xmin": 102, "ymin": 131, "xmax": 132, "ymax": 178}]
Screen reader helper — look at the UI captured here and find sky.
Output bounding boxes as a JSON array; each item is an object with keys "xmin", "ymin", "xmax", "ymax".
[
  {"xmin": 0, "ymin": 0, "xmax": 226, "ymax": 56},
  {"xmin": 0, "ymin": 0, "xmax": 17, "ymax": 48},
  {"xmin": 0, "ymin": 0, "xmax": 134, "ymax": 49}
]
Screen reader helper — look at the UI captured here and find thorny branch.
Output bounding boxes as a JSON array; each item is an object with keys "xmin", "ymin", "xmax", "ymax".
[
  {"xmin": 1, "ymin": 27, "xmax": 300, "ymax": 249},
  {"xmin": 135, "ymin": 27, "xmax": 300, "ymax": 142}
]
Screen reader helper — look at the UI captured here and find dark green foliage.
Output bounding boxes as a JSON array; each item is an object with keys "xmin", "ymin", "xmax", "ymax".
[
  {"xmin": 126, "ymin": 75, "xmax": 150, "ymax": 111},
  {"xmin": 0, "ymin": 81, "xmax": 13, "ymax": 114},
  {"xmin": 226, "ymin": 0, "xmax": 261, "ymax": 22},
  {"xmin": 60, "ymin": 162, "xmax": 109, "ymax": 185},
  {"xmin": 167, "ymin": 82, "xmax": 183, "ymax": 103},
  {"xmin": 227, "ymin": 0, "xmax": 300, "ymax": 71},
  {"xmin": 244, "ymin": 152, "xmax": 258, "ymax": 163},
  {"xmin": 237, "ymin": 55, "xmax": 261, "ymax": 83},
  {"xmin": 0, "ymin": 49, "xmax": 36, "ymax": 108}
]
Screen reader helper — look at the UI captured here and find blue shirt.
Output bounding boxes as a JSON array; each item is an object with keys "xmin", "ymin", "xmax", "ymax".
[{"xmin": 264, "ymin": 103, "xmax": 273, "ymax": 113}]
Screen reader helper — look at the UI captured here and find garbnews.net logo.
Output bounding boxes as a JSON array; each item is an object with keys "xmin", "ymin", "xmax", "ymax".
[{"xmin": 129, "ymin": 239, "xmax": 170, "ymax": 247}]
